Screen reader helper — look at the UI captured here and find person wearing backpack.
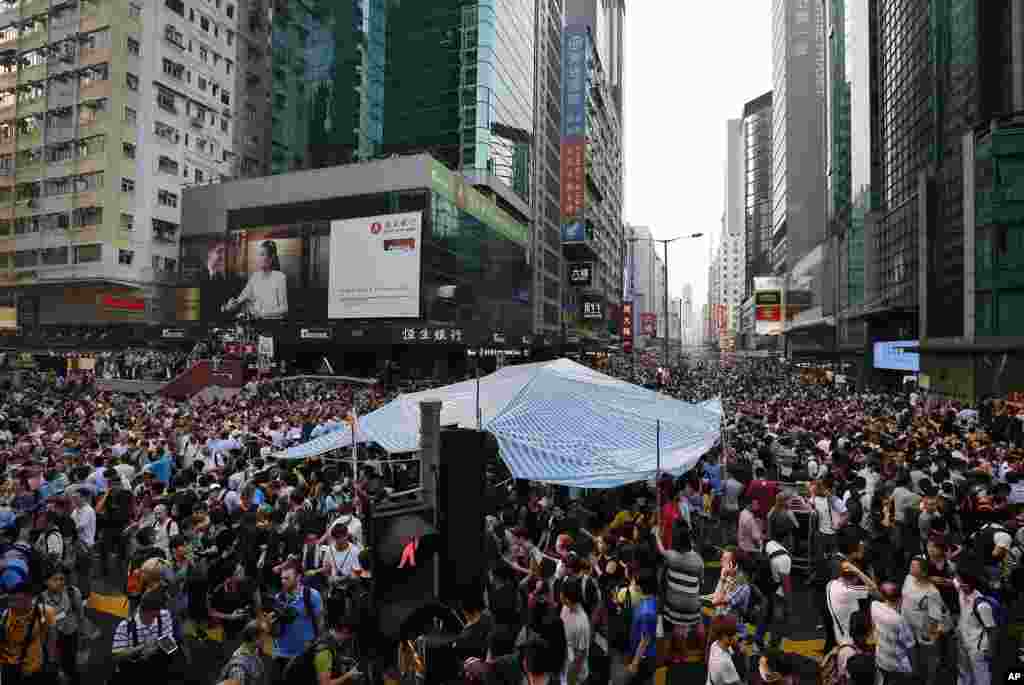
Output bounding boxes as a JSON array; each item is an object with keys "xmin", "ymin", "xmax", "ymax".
[
  {"xmin": 753, "ymin": 538, "xmax": 792, "ymax": 650},
  {"xmin": 0, "ymin": 579, "xmax": 58, "ymax": 685},
  {"xmin": 967, "ymin": 522, "xmax": 1013, "ymax": 593},
  {"xmin": 954, "ymin": 567, "xmax": 1000, "ymax": 685},
  {"xmin": 216, "ymin": 619, "xmax": 268, "ymax": 685},
  {"xmin": 38, "ymin": 564, "xmax": 86, "ymax": 685},
  {"xmin": 285, "ymin": 605, "xmax": 361, "ymax": 685},
  {"xmin": 110, "ymin": 589, "xmax": 177, "ymax": 685},
  {"xmin": 269, "ymin": 564, "xmax": 323, "ymax": 683}
]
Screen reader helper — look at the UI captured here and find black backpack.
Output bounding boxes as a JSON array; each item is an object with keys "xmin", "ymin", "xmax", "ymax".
[
  {"xmin": 282, "ymin": 637, "xmax": 339, "ymax": 683},
  {"xmin": 969, "ymin": 524, "xmax": 1010, "ymax": 565},
  {"xmin": 846, "ymin": 494, "xmax": 864, "ymax": 529}
]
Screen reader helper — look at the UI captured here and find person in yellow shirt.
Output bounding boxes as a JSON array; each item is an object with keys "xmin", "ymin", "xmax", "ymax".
[{"xmin": 0, "ymin": 581, "xmax": 58, "ymax": 683}]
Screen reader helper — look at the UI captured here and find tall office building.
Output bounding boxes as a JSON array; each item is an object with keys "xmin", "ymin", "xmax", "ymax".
[
  {"xmin": 263, "ymin": 1, "xmax": 546, "ymax": 333},
  {"xmin": 266, "ymin": 0, "xmax": 386, "ymax": 173},
  {"xmin": 561, "ymin": 0, "xmax": 625, "ymax": 346},
  {"xmin": 742, "ymin": 91, "xmax": 773, "ymax": 301},
  {"xmin": 531, "ymin": 0, "xmax": 564, "ymax": 336},
  {"xmin": 681, "ymin": 282, "xmax": 695, "ymax": 345},
  {"xmin": 725, "ymin": 118, "xmax": 744, "ymax": 241},
  {"xmin": 707, "ymin": 228, "xmax": 721, "ymax": 343},
  {"xmin": 625, "ymin": 224, "xmax": 663, "ymax": 348},
  {"xmin": 770, "ymin": 0, "xmax": 826, "ymax": 275},
  {"xmin": 823, "ymin": 0, "xmax": 874, "ymax": 372},
  {"xmin": 0, "ymin": 0, "xmax": 247, "ymax": 325},
  {"xmin": 917, "ymin": 2, "xmax": 1024, "ymax": 400},
  {"xmin": 716, "ymin": 213, "xmax": 744, "ymax": 337}
]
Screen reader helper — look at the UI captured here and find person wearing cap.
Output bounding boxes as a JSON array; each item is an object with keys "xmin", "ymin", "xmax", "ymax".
[
  {"xmin": 871, "ymin": 581, "xmax": 915, "ymax": 683},
  {"xmin": 322, "ymin": 523, "xmax": 362, "ymax": 582}
]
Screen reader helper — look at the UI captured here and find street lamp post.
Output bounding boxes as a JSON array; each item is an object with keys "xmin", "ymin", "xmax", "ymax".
[{"xmin": 655, "ymin": 234, "xmax": 703, "ymax": 367}]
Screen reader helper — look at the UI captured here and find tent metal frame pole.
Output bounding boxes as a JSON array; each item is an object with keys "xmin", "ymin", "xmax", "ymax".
[
  {"xmin": 476, "ymin": 362, "xmax": 481, "ymax": 430},
  {"xmin": 351, "ymin": 410, "xmax": 358, "ymax": 482},
  {"xmin": 656, "ymin": 419, "xmax": 661, "ymax": 513}
]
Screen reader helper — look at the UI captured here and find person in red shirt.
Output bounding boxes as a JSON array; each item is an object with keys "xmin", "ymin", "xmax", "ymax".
[{"xmin": 744, "ymin": 467, "xmax": 779, "ymax": 517}]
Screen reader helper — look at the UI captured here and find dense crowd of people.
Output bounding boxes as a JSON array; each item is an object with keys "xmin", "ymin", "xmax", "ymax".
[{"xmin": 0, "ymin": 352, "xmax": 1020, "ymax": 685}]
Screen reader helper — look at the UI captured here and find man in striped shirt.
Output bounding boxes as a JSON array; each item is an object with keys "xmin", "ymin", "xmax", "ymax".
[
  {"xmin": 111, "ymin": 590, "xmax": 175, "ymax": 675},
  {"xmin": 656, "ymin": 520, "xmax": 704, "ymax": 662}
]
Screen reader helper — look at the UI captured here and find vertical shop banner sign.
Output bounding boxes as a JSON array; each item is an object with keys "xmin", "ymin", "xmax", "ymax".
[
  {"xmin": 560, "ymin": 139, "xmax": 586, "ymax": 221},
  {"xmin": 640, "ymin": 313, "xmax": 657, "ymax": 336},
  {"xmin": 561, "ymin": 23, "xmax": 588, "ymax": 236},
  {"xmin": 621, "ymin": 301, "xmax": 634, "ymax": 344},
  {"xmin": 562, "ymin": 24, "xmax": 588, "ymax": 139}
]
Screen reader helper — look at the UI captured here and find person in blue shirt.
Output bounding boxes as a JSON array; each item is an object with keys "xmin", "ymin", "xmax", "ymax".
[
  {"xmin": 146, "ymin": 451, "xmax": 174, "ymax": 486},
  {"xmin": 270, "ymin": 565, "xmax": 323, "ymax": 678},
  {"xmin": 703, "ymin": 459, "xmax": 723, "ymax": 495}
]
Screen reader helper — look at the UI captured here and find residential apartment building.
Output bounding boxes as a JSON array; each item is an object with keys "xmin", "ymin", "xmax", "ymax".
[
  {"xmin": 0, "ymin": 0, "xmax": 246, "ymax": 325},
  {"xmin": 717, "ymin": 215, "xmax": 744, "ymax": 334}
]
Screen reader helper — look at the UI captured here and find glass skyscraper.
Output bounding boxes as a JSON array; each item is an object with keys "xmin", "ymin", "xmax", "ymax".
[
  {"xmin": 743, "ymin": 92, "xmax": 773, "ymax": 301},
  {"xmin": 270, "ymin": 1, "xmax": 387, "ymax": 174},
  {"xmin": 384, "ymin": 0, "xmax": 535, "ymax": 204}
]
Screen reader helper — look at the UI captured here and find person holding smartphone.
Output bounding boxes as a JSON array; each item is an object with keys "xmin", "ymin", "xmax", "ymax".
[{"xmin": 110, "ymin": 590, "xmax": 177, "ymax": 685}]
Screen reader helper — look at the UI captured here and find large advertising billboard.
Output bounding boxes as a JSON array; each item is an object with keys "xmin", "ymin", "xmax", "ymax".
[
  {"xmin": 329, "ymin": 212, "xmax": 422, "ymax": 319},
  {"xmin": 873, "ymin": 340, "xmax": 920, "ymax": 372},
  {"xmin": 754, "ymin": 276, "xmax": 785, "ymax": 335}
]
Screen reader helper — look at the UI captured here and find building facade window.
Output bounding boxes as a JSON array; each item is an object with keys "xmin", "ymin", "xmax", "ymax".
[{"xmin": 73, "ymin": 244, "xmax": 102, "ymax": 264}]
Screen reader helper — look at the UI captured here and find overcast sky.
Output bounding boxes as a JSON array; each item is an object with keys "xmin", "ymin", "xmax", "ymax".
[{"xmin": 623, "ymin": 1, "xmax": 772, "ymax": 317}]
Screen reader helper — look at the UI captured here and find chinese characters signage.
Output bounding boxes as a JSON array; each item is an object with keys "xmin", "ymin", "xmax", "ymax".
[
  {"xmin": 561, "ymin": 23, "xmax": 589, "ymax": 239},
  {"xmin": 561, "ymin": 139, "xmax": 586, "ymax": 221},
  {"xmin": 640, "ymin": 312, "xmax": 656, "ymax": 336},
  {"xmin": 621, "ymin": 302, "xmax": 634, "ymax": 351},
  {"xmin": 430, "ymin": 160, "xmax": 529, "ymax": 247},
  {"xmin": 581, "ymin": 297, "xmax": 603, "ymax": 320},
  {"xmin": 569, "ymin": 262, "xmax": 593, "ymax": 286},
  {"xmin": 400, "ymin": 327, "xmax": 464, "ymax": 344},
  {"xmin": 562, "ymin": 25, "xmax": 588, "ymax": 139},
  {"xmin": 561, "ymin": 221, "xmax": 586, "ymax": 243}
]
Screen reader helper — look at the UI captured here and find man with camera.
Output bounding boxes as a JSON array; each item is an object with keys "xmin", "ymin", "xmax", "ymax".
[
  {"xmin": 270, "ymin": 564, "xmax": 323, "ymax": 683},
  {"xmin": 110, "ymin": 589, "xmax": 180, "ymax": 685}
]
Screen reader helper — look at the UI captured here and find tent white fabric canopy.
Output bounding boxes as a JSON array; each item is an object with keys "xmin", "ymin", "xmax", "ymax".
[{"xmin": 277, "ymin": 358, "xmax": 721, "ymax": 488}]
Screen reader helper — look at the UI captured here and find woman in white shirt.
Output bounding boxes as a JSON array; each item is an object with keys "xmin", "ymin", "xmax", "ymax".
[{"xmin": 223, "ymin": 240, "xmax": 289, "ymax": 320}]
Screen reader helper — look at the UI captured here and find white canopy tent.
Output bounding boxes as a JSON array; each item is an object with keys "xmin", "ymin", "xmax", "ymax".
[{"xmin": 277, "ymin": 359, "xmax": 721, "ymax": 488}]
